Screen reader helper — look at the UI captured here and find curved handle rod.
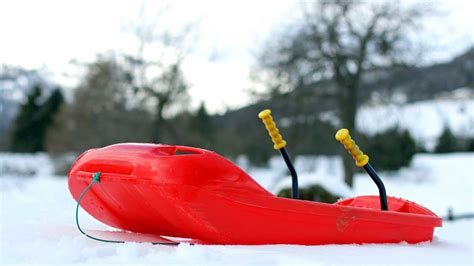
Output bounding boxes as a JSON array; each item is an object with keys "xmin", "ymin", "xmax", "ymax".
[
  {"xmin": 279, "ymin": 148, "xmax": 299, "ymax": 200},
  {"xmin": 335, "ymin": 128, "xmax": 388, "ymax": 211},
  {"xmin": 258, "ymin": 109, "xmax": 298, "ymax": 199},
  {"xmin": 363, "ymin": 164, "xmax": 388, "ymax": 211}
]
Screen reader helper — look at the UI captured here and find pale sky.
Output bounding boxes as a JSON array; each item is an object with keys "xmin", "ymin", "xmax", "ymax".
[{"xmin": 0, "ymin": 0, "xmax": 473, "ymax": 113}]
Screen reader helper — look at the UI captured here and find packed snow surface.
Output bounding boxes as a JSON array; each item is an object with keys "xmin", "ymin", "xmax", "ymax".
[{"xmin": 1, "ymin": 152, "xmax": 473, "ymax": 265}]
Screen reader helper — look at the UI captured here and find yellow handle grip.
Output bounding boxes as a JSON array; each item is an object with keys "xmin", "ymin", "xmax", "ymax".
[
  {"xmin": 258, "ymin": 109, "xmax": 287, "ymax": 150},
  {"xmin": 335, "ymin": 128, "xmax": 369, "ymax": 167}
]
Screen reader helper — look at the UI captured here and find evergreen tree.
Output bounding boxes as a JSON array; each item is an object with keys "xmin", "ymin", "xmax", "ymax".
[
  {"xmin": 9, "ymin": 86, "xmax": 64, "ymax": 152},
  {"xmin": 10, "ymin": 85, "xmax": 42, "ymax": 152},
  {"xmin": 195, "ymin": 103, "xmax": 211, "ymax": 136},
  {"xmin": 36, "ymin": 88, "xmax": 64, "ymax": 148},
  {"xmin": 40, "ymin": 88, "xmax": 64, "ymax": 124},
  {"xmin": 434, "ymin": 127, "xmax": 458, "ymax": 153},
  {"xmin": 467, "ymin": 138, "xmax": 474, "ymax": 152},
  {"xmin": 365, "ymin": 128, "xmax": 417, "ymax": 171},
  {"xmin": 190, "ymin": 102, "xmax": 213, "ymax": 148}
]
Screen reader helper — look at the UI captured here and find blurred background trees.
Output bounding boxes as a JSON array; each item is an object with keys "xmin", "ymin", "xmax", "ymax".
[
  {"xmin": 128, "ymin": 57, "xmax": 189, "ymax": 143},
  {"xmin": 0, "ymin": 0, "xmax": 472, "ymax": 186},
  {"xmin": 45, "ymin": 55, "xmax": 152, "ymax": 153},
  {"xmin": 254, "ymin": 1, "xmax": 429, "ymax": 186},
  {"xmin": 124, "ymin": 6, "xmax": 193, "ymax": 143}
]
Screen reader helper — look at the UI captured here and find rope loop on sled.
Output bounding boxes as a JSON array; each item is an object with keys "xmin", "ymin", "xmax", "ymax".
[{"xmin": 75, "ymin": 172, "xmax": 178, "ymax": 245}]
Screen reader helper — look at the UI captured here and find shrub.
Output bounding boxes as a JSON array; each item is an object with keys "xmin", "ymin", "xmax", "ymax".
[
  {"xmin": 467, "ymin": 139, "xmax": 474, "ymax": 152},
  {"xmin": 362, "ymin": 127, "xmax": 417, "ymax": 171},
  {"xmin": 278, "ymin": 184, "xmax": 341, "ymax": 203},
  {"xmin": 434, "ymin": 127, "xmax": 459, "ymax": 153}
]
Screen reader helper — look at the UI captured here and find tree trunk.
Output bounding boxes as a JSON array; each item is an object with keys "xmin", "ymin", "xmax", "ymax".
[
  {"xmin": 342, "ymin": 151, "xmax": 356, "ymax": 187},
  {"xmin": 150, "ymin": 103, "xmax": 165, "ymax": 143},
  {"xmin": 339, "ymin": 84, "xmax": 358, "ymax": 187}
]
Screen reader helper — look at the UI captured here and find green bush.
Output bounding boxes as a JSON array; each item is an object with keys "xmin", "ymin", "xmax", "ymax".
[
  {"xmin": 243, "ymin": 143, "xmax": 273, "ymax": 167},
  {"xmin": 278, "ymin": 184, "xmax": 341, "ymax": 203},
  {"xmin": 434, "ymin": 127, "xmax": 459, "ymax": 153},
  {"xmin": 362, "ymin": 128, "xmax": 417, "ymax": 171},
  {"xmin": 467, "ymin": 139, "xmax": 474, "ymax": 152}
]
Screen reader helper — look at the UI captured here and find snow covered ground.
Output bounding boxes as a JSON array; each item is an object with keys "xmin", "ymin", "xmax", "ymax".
[
  {"xmin": 1, "ymin": 152, "xmax": 473, "ymax": 265},
  {"xmin": 315, "ymin": 93, "xmax": 474, "ymax": 151},
  {"xmin": 357, "ymin": 95, "xmax": 474, "ymax": 150}
]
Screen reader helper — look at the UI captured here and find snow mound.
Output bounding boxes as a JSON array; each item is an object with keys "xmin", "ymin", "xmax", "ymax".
[{"xmin": 0, "ymin": 152, "xmax": 53, "ymax": 178}]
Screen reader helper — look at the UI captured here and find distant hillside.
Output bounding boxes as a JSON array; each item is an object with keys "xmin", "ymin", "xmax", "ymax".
[
  {"xmin": 357, "ymin": 94, "xmax": 474, "ymax": 149},
  {"xmin": 221, "ymin": 47, "xmax": 474, "ymax": 120},
  {"xmin": 364, "ymin": 47, "xmax": 474, "ymax": 103}
]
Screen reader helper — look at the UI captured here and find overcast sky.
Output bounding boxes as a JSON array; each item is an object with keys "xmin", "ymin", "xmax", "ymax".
[{"xmin": 1, "ymin": 0, "xmax": 473, "ymax": 113}]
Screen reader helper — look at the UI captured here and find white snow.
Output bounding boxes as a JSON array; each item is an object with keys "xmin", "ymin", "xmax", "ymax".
[
  {"xmin": 1, "ymin": 152, "xmax": 473, "ymax": 265},
  {"xmin": 0, "ymin": 152, "xmax": 53, "ymax": 178}
]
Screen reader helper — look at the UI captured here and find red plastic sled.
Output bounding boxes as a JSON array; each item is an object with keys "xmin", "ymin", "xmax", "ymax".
[{"xmin": 68, "ymin": 143, "xmax": 442, "ymax": 245}]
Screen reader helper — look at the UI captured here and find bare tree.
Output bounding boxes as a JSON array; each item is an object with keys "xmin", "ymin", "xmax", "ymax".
[
  {"xmin": 125, "ymin": 5, "xmax": 195, "ymax": 143},
  {"xmin": 256, "ymin": 1, "xmax": 429, "ymax": 186},
  {"xmin": 141, "ymin": 59, "xmax": 188, "ymax": 142},
  {"xmin": 45, "ymin": 55, "xmax": 152, "ymax": 152}
]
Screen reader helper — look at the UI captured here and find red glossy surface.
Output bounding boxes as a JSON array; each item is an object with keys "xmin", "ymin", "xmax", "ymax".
[{"xmin": 68, "ymin": 143, "xmax": 442, "ymax": 245}]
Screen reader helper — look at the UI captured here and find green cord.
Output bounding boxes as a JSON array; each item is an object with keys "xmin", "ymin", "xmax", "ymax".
[
  {"xmin": 75, "ymin": 172, "xmax": 125, "ymax": 243},
  {"xmin": 75, "ymin": 171, "xmax": 178, "ymax": 245}
]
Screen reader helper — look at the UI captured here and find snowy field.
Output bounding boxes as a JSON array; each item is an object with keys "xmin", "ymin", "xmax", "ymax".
[
  {"xmin": 1, "ymin": 152, "xmax": 473, "ymax": 265},
  {"xmin": 312, "ymin": 94, "xmax": 473, "ymax": 151},
  {"xmin": 357, "ymin": 95, "xmax": 474, "ymax": 150}
]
